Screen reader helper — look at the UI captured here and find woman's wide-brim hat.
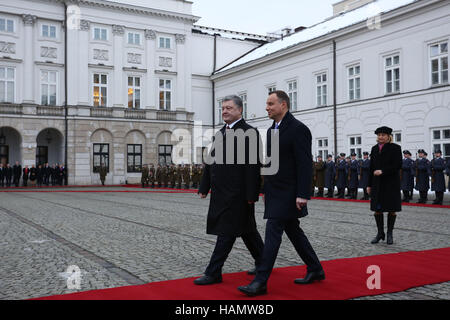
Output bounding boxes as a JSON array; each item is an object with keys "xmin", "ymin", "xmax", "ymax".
[{"xmin": 375, "ymin": 126, "xmax": 393, "ymax": 135}]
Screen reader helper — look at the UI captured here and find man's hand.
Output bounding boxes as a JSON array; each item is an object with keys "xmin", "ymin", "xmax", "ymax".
[
  {"xmin": 374, "ymin": 170, "xmax": 383, "ymax": 176},
  {"xmin": 367, "ymin": 187, "xmax": 371, "ymax": 195},
  {"xmin": 199, "ymin": 193, "xmax": 207, "ymax": 199},
  {"xmin": 296, "ymin": 197, "xmax": 308, "ymax": 211}
]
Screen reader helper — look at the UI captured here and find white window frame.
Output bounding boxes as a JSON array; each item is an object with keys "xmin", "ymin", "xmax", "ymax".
[
  {"xmin": 239, "ymin": 93, "xmax": 247, "ymax": 119},
  {"xmin": 92, "ymin": 73, "xmax": 108, "ymax": 107},
  {"xmin": 349, "ymin": 135, "xmax": 362, "ymax": 159},
  {"xmin": 217, "ymin": 98, "xmax": 224, "ymax": 125},
  {"xmin": 316, "ymin": 73, "xmax": 327, "ymax": 107},
  {"xmin": 40, "ymin": 70, "xmax": 58, "ymax": 106},
  {"xmin": 429, "ymin": 40, "xmax": 448, "ymax": 86},
  {"xmin": 127, "ymin": 76, "xmax": 141, "ymax": 109},
  {"xmin": 267, "ymin": 84, "xmax": 277, "ymax": 95},
  {"xmin": 393, "ymin": 131, "xmax": 402, "ymax": 146},
  {"xmin": 0, "ymin": 18, "xmax": 14, "ymax": 33},
  {"xmin": 385, "ymin": 54, "xmax": 400, "ymax": 94},
  {"xmin": 127, "ymin": 32, "xmax": 141, "ymax": 46},
  {"xmin": 42, "ymin": 24, "xmax": 57, "ymax": 39},
  {"xmin": 0, "ymin": 66, "xmax": 15, "ymax": 103},
  {"xmin": 347, "ymin": 64, "xmax": 361, "ymax": 101},
  {"xmin": 431, "ymin": 127, "xmax": 450, "ymax": 161},
  {"xmin": 93, "ymin": 27, "xmax": 108, "ymax": 41},
  {"xmin": 287, "ymin": 80, "xmax": 298, "ymax": 111},
  {"xmin": 159, "ymin": 79, "xmax": 172, "ymax": 110},
  {"xmin": 158, "ymin": 37, "xmax": 171, "ymax": 49},
  {"xmin": 316, "ymin": 138, "xmax": 329, "ymax": 159}
]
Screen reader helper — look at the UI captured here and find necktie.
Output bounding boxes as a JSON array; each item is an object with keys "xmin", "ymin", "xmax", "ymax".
[{"xmin": 275, "ymin": 123, "xmax": 279, "ymax": 129}]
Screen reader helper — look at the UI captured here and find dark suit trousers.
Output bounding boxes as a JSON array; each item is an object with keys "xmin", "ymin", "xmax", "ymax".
[
  {"xmin": 254, "ymin": 218, "xmax": 323, "ymax": 284},
  {"xmin": 205, "ymin": 231, "xmax": 264, "ymax": 277}
]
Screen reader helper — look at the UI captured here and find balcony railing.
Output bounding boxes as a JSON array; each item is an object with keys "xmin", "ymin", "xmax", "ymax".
[
  {"xmin": 0, "ymin": 104, "xmax": 23, "ymax": 115},
  {"xmin": 37, "ymin": 106, "xmax": 65, "ymax": 116},
  {"xmin": 157, "ymin": 111, "xmax": 177, "ymax": 121},
  {"xmin": 125, "ymin": 109, "xmax": 146, "ymax": 119},
  {"xmin": 90, "ymin": 107, "xmax": 113, "ymax": 118}
]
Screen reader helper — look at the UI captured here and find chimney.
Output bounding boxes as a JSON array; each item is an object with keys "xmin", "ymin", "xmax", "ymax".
[{"xmin": 333, "ymin": 0, "xmax": 375, "ymax": 15}]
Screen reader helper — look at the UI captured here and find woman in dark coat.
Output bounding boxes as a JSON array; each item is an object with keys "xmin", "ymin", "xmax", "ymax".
[{"xmin": 367, "ymin": 126, "xmax": 402, "ymax": 245}]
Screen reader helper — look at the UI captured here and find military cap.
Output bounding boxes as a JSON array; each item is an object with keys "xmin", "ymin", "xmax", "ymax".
[
  {"xmin": 434, "ymin": 150, "xmax": 442, "ymax": 154},
  {"xmin": 403, "ymin": 150, "xmax": 411, "ymax": 156},
  {"xmin": 340, "ymin": 153, "xmax": 346, "ymax": 157},
  {"xmin": 363, "ymin": 152, "xmax": 369, "ymax": 156},
  {"xmin": 423, "ymin": 151, "xmax": 428, "ymax": 156},
  {"xmin": 374, "ymin": 126, "xmax": 393, "ymax": 135},
  {"xmin": 327, "ymin": 154, "xmax": 333, "ymax": 158},
  {"xmin": 417, "ymin": 149, "xmax": 425, "ymax": 154}
]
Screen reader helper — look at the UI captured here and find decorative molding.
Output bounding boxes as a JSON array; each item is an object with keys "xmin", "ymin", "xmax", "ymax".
[
  {"xmin": 79, "ymin": 19, "xmax": 90, "ymax": 31},
  {"xmin": 22, "ymin": 14, "xmax": 37, "ymax": 26},
  {"xmin": 175, "ymin": 34, "xmax": 186, "ymax": 44},
  {"xmin": 158, "ymin": 56, "xmax": 172, "ymax": 68},
  {"xmin": 155, "ymin": 70, "xmax": 177, "ymax": 76},
  {"xmin": 145, "ymin": 29, "xmax": 156, "ymax": 40},
  {"xmin": 0, "ymin": 42, "xmax": 16, "ymax": 54},
  {"xmin": 35, "ymin": 61, "xmax": 65, "ymax": 67},
  {"xmin": 123, "ymin": 67, "xmax": 147, "ymax": 73},
  {"xmin": 127, "ymin": 53, "xmax": 142, "ymax": 64},
  {"xmin": 93, "ymin": 49, "xmax": 109, "ymax": 61},
  {"xmin": 112, "ymin": 24, "xmax": 125, "ymax": 36},
  {"xmin": 88, "ymin": 63, "xmax": 114, "ymax": 70},
  {"xmin": 0, "ymin": 57, "xmax": 22, "ymax": 63},
  {"xmin": 40, "ymin": 47, "xmax": 57, "ymax": 59}
]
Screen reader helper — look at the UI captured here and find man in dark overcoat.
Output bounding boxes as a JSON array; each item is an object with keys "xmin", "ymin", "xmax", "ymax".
[
  {"xmin": 431, "ymin": 150, "xmax": 446, "ymax": 205},
  {"xmin": 367, "ymin": 126, "xmax": 402, "ymax": 245},
  {"xmin": 238, "ymin": 91, "xmax": 324, "ymax": 297},
  {"xmin": 324, "ymin": 154, "xmax": 335, "ymax": 198},
  {"xmin": 195, "ymin": 95, "xmax": 264, "ymax": 286},
  {"xmin": 359, "ymin": 152, "xmax": 371, "ymax": 200}
]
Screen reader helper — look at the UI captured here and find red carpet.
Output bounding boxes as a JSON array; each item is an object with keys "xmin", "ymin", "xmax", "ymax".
[{"xmin": 33, "ymin": 247, "xmax": 450, "ymax": 300}]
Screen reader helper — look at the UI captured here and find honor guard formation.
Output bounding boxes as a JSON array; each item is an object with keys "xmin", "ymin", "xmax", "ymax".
[
  {"xmin": 140, "ymin": 163, "xmax": 204, "ymax": 190},
  {"xmin": 311, "ymin": 149, "xmax": 450, "ymax": 205}
]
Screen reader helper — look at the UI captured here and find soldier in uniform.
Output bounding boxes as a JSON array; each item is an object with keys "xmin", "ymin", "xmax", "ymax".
[
  {"xmin": 335, "ymin": 153, "xmax": 348, "ymax": 198},
  {"xmin": 155, "ymin": 164, "xmax": 162, "ymax": 188},
  {"xmin": 168, "ymin": 164, "xmax": 175, "ymax": 188},
  {"xmin": 183, "ymin": 164, "xmax": 191, "ymax": 189},
  {"xmin": 359, "ymin": 152, "xmax": 371, "ymax": 200},
  {"xmin": 311, "ymin": 159, "xmax": 316, "ymax": 197},
  {"xmin": 431, "ymin": 150, "xmax": 446, "ymax": 205},
  {"xmin": 314, "ymin": 155, "xmax": 325, "ymax": 197},
  {"xmin": 348, "ymin": 153, "xmax": 359, "ymax": 199},
  {"xmin": 400, "ymin": 150, "xmax": 415, "ymax": 202},
  {"xmin": 162, "ymin": 165, "xmax": 169, "ymax": 188},
  {"xmin": 415, "ymin": 150, "xmax": 431, "ymax": 204},
  {"xmin": 149, "ymin": 164, "xmax": 155, "ymax": 188},
  {"xmin": 446, "ymin": 158, "xmax": 450, "ymax": 193},
  {"xmin": 99, "ymin": 163, "xmax": 107, "ymax": 186},
  {"xmin": 324, "ymin": 155, "xmax": 335, "ymax": 198},
  {"xmin": 141, "ymin": 164, "xmax": 149, "ymax": 188}
]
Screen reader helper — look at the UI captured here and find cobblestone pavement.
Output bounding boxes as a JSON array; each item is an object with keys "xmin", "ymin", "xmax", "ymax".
[{"xmin": 0, "ymin": 187, "xmax": 448, "ymax": 300}]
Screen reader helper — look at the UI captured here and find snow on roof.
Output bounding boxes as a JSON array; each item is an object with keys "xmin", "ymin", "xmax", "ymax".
[{"xmin": 217, "ymin": 0, "xmax": 418, "ymax": 74}]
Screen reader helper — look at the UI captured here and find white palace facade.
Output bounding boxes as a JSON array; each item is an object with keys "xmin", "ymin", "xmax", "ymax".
[{"xmin": 0, "ymin": 0, "xmax": 449, "ymax": 185}]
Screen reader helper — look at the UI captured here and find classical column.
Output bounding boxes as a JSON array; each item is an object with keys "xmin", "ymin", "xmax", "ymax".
[
  {"xmin": 145, "ymin": 29, "xmax": 156, "ymax": 109},
  {"xmin": 22, "ymin": 14, "xmax": 36, "ymax": 104},
  {"xmin": 112, "ymin": 25, "xmax": 125, "ymax": 108},
  {"xmin": 78, "ymin": 20, "xmax": 90, "ymax": 105},
  {"xmin": 66, "ymin": 14, "xmax": 79, "ymax": 106},
  {"xmin": 175, "ymin": 34, "xmax": 186, "ymax": 110}
]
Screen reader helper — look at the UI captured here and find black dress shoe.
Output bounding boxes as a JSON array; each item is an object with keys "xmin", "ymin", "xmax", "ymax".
[
  {"xmin": 294, "ymin": 270, "xmax": 325, "ymax": 284},
  {"xmin": 193, "ymin": 274, "xmax": 222, "ymax": 285},
  {"xmin": 237, "ymin": 281, "xmax": 267, "ymax": 297},
  {"xmin": 247, "ymin": 267, "xmax": 257, "ymax": 275}
]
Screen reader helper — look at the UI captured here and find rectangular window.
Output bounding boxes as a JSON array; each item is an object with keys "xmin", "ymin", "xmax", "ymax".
[
  {"xmin": 432, "ymin": 128, "xmax": 450, "ymax": 161},
  {"xmin": 349, "ymin": 135, "xmax": 362, "ymax": 159},
  {"xmin": 0, "ymin": 145, "xmax": 9, "ymax": 166},
  {"xmin": 158, "ymin": 145, "xmax": 172, "ymax": 166},
  {"xmin": 317, "ymin": 138, "xmax": 329, "ymax": 159},
  {"xmin": 93, "ymin": 143, "xmax": 109, "ymax": 173},
  {"xmin": 0, "ymin": 67, "xmax": 15, "ymax": 103},
  {"xmin": 217, "ymin": 98, "xmax": 223, "ymax": 124},
  {"xmin": 127, "ymin": 76, "xmax": 141, "ymax": 109},
  {"xmin": 393, "ymin": 131, "xmax": 402, "ymax": 146},
  {"xmin": 239, "ymin": 93, "xmax": 247, "ymax": 119},
  {"xmin": 430, "ymin": 41, "xmax": 448, "ymax": 86},
  {"xmin": 287, "ymin": 80, "xmax": 298, "ymax": 111},
  {"xmin": 0, "ymin": 18, "xmax": 14, "ymax": 33},
  {"xmin": 385, "ymin": 54, "xmax": 400, "ymax": 94},
  {"xmin": 348, "ymin": 65, "xmax": 361, "ymax": 101},
  {"xmin": 268, "ymin": 85, "xmax": 276, "ymax": 95},
  {"xmin": 159, "ymin": 37, "xmax": 171, "ymax": 49},
  {"xmin": 36, "ymin": 146, "xmax": 48, "ymax": 166},
  {"xmin": 127, "ymin": 32, "xmax": 141, "ymax": 45},
  {"xmin": 316, "ymin": 73, "xmax": 327, "ymax": 107},
  {"xmin": 127, "ymin": 144, "xmax": 142, "ymax": 173},
  {"xmin": 93, "ymin": 27, "xmax": 108, "ymax": 41},
  {"xmin": 93, "ymin": 73, "xmax": 107, "ymax": 107},
  {"xmin": 42, "ymin": 24, "xmax": 56, "ymax": 38},
  {"xmin": 40, "ymin": 70, "xmax": 57, "ymax": 106},
  {"xmin": 159, "ymin": 79, "xmax": 171, "ymax": 110}
]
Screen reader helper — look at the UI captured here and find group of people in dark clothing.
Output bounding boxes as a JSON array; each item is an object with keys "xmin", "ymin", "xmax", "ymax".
[
  {"xmin": 311, "ymin": 149, "xmax": 449, "ymax": 205},
  {"xmin": 0, "ymin": 162, "xmax": 67, "ymax": 187}
]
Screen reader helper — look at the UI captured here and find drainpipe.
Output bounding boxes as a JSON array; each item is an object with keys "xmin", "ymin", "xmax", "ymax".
[
  {"xmin": 333, "ymin": 40, "xmax": 337, "ymax": 158},
  {"xmin": 64, "ymin": 2, "xmax": 68, "ymax": 185},
  {"xmin": 212, "ymin": 34, "xmax": 217, "ymax": 128}
]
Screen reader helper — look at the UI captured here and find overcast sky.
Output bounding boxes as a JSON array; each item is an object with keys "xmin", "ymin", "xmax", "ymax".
[{"xmin": 191, "ymin": 0, "xmax": 338, "ymax": 35}]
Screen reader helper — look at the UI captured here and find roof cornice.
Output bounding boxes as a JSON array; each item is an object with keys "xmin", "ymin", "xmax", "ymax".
[{"xmin": 211, "ymin": 0, "xmax": 444, "ymax": 80}]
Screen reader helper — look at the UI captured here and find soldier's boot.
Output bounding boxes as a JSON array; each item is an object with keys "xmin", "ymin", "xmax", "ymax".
[
  {"xmin": 318, "ymin": 188, "xmax": 324, "ymax": 197},
  {"xmin": 371, "ymin": 214, "xmax": 385, "ymax": 244},
  {"xmin": 386, "ymin": 214, "xmax": 396, "ymax": 245},
  {"xmin": 417, "ymin": 192, "xmax": 427, "ymax": 204}
]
